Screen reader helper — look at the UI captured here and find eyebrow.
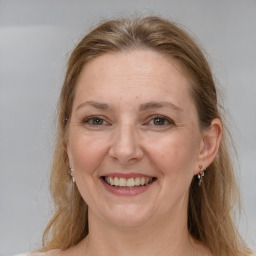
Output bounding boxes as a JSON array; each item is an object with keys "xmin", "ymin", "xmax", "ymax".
[
  {"xmin": 138, "ymin": 101, "xmax": 182, "ymax": 112},
  {"xmin": 76, "ymin": 100, "xmax": 182, "ymax": 112},
  {"xmin": 76, "ymin": 101, "xmax": 110, "ymax": 111}
]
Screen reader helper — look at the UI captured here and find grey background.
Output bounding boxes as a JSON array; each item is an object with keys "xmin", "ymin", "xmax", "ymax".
[{"xmin": 0, "ymin": 0, "xmax": 255, "ymax": 255}]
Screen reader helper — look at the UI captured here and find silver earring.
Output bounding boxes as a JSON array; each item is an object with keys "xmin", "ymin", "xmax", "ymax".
[
  {"xmin": 69, "ymin": 168, "xmax": 75, "ymax": 183},
  {"xmin": 198, "ymin": 165, "xmax": 206, "ymax": 186}
]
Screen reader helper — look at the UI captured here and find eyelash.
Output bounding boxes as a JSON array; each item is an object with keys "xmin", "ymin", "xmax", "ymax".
[
  {"xmin": 83, "ymin": 116, "xmax": 109, "ymax": 126},
  {"xmin": 82, "ymin": 115, "xmax": 175, "ymax": 128},
  {"xmin": 146, "ymin": 115, "xmax": 175, "ymax": 127}
]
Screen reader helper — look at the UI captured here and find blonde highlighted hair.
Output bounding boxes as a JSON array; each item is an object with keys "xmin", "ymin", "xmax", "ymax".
[{"xmin": 41, "ymin": 16, "xmax": 251, "ymax": 256}]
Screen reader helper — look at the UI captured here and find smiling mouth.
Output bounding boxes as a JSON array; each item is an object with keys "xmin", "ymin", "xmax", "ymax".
[{"xmin": 101, "ymin": 176, "xmax": 157, "ymax": 188}]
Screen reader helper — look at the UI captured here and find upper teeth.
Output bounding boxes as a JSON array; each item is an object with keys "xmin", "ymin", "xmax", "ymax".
[{"xmin": 104, "ymin": 176, "xmax": 153, "ymax": 187}]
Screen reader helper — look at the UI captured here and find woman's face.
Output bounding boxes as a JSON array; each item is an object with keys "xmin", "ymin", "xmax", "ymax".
[{"xmin": 67, "ymin": 49, "xmax": 204, "ymax": 228}]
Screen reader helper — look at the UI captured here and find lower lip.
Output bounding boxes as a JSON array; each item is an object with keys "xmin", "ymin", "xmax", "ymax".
[{"xmin": 101, "ymin": 179, "xmax": 154, "ymax": 196}]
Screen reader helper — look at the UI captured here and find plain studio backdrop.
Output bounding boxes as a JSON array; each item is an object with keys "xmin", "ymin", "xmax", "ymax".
[{"xmin": 0, "ymin": 0, "xmax": 255, "ymax": 255}]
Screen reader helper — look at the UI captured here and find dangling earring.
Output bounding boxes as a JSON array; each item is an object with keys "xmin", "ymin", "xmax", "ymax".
[
  {"xmin": 198, "ymin": 164, "xmax": 206, "ymax": 186},
  {"xmin": 69, "ymin": 168, "xmax": 75, "ymax": 183}
]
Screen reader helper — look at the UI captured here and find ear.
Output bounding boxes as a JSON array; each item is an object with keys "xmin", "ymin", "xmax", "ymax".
[
  {"xmin": 194, "ymin": 118, "xmax": 222, "ymax": 175},
  {"xmin": 66, "ymin": 145, "xmax": 74, "ymax": 169},
  {"xmin": 64, "ymin": 136, "xmax": 74, "ymax": 169}
]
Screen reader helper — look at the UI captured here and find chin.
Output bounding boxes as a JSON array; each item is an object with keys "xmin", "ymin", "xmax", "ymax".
[{"xmin": 100, "ymin": 204, "xmax": 156, "ymax": 229}]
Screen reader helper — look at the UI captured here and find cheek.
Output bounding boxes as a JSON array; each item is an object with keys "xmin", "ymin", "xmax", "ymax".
[
  {"xmin": 145, "ymin": 131, "xmax": 199, "ymax": 178},
  {"xmin": 67, "ymin": 131, "xmax": 109, "ymax": 175},
  {"xmin": 67, "ymin": 131, "xmax": 110, "ymax": 205},
  {"xmin": 145, "ymin": 132, "xmax": 200, "ymax": 208}
]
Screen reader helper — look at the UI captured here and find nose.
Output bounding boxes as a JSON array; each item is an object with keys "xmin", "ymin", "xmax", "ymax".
[{"xmin": 108, "ymin": 123, "xmax": 143, "ymax": 165}]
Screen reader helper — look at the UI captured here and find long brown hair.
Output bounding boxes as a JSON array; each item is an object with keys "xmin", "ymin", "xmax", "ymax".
[{"xmin": 41, "ymin": 16, "xmax": 251, "ymax": 256}]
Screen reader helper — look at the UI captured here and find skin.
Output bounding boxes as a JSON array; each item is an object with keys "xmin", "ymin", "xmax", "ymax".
[{"xmin": 61, "ymin": 49, "xmax": 222, "ymax": 256}]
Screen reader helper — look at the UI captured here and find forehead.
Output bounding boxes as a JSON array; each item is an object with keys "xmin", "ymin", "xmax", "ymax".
[{"xmin": 74, "ymin": 49, "xmax": 195, "ymax": 111}]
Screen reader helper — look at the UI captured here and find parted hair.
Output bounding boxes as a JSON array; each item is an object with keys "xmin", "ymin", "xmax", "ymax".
[{"xmin": 41, "ymin": 16, "xmax": 251, "ymax": 256}]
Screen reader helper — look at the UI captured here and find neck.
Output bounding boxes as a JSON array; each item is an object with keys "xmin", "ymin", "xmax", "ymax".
[{"xmin": 76, "ymin": 207, "xmax": 199, "ymax": 256}]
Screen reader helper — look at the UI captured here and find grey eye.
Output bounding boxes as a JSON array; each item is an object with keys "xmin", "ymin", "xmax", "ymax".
[
  {"xmin": 153, "ymin": 117, "xmax": 168, "ymax": 126},
  {"xmin": 91, "ymin": 117, "xmax": 104, "ymax": 125},
  {"xmin": 84, "ymin": 116, "xmax": 107, "ymax": 126},
  {"xmin": 148, "ymin": 116, "xmax": 173, "ymax": 126}
]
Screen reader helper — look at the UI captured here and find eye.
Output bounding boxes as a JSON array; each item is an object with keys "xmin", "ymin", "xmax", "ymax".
[
  {"xmin": 147, "ymin": 115, "xmax": 174, "ymax": 127},
  {"xmin": 83, "ymin": 116, "xmax": 109, "ymax": 126}
]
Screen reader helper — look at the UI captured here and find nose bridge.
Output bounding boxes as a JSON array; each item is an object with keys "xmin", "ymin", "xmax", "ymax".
[{"xmin": 109, "ymin": 120, "xmax": 142, "ymax": 163}]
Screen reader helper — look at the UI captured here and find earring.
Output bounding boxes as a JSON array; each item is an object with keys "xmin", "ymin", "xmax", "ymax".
[
  {"xmin": 69, "ymin": 168, "xmax": 75, "ymax": 183},
  {"xmin": 198, "ymin": 165, "xmax": 206, "ymax": 186}
]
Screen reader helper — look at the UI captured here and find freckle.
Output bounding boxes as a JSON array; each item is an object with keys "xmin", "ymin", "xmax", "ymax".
[{"xmin": 161, "ymin": 155, "xmax": 165, "ymax": 158}]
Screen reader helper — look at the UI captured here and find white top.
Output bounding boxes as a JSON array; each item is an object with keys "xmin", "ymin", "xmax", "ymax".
[
  {"xmin": 15, "ymin": 253, "xmax": 49, "ymax": 256},
  {"xmin": 15, "ymin": 254, "xmax": 43, "ymax": 256},
  {"xmin": 15, "ymin": 251, "xmax": 256, "ymax": 256}
]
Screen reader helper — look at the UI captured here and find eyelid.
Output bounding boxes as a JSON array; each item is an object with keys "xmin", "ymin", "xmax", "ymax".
[
  {"xmin": 145, "ymin": 115, "xmax": 175, "ymax": 126},
  {"xmin": 82, "ymin": 115, "xmax": 111, "ymax": 126},
  {"xmin": 81, "ymin": 114, "xmax": 175, "ymax": 127}
]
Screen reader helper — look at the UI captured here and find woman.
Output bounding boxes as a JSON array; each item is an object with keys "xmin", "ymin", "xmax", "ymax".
[{"xmin": 17, "ymin": 16, "xmax": 253, "ymax": 256}]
